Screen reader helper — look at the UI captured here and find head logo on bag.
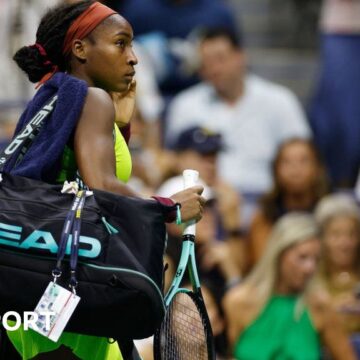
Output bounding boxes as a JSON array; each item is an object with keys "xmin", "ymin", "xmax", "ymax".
[
  {"xmin": 0, "ymin": 95, "xmax": 58, "ymax": 166},
  {"xmin": 0, "ymin": 222, "xmax": 101, "ymax": 258}
]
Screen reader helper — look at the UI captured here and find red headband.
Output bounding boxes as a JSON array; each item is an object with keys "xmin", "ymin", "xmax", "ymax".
[
  {"xmin": 62, "ymin": 2, "xmax": 117, "ymax": 56},
  {"xmin": 36, "ymin": 2, "xmax": 117, "ymax": 88}
]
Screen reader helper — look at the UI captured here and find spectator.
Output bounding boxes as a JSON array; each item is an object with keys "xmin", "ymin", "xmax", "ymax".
[
  {"xmin": 223, "ymin": 212, "xmax": 356, "ymax": 360},
  {"xmin": 248, "ymin": 138, "xmax": 328, "ymax": 264},
  {"xmin": 158, "ymin": 126, "xmax": 246, "ymax": 272},
  {"xmin": 309, "ymin": 0, "xmax": 360, "ymax": 188},
  {"xmin": 315, "ymin": 194, "xmax": 360, "ymax": 334},
  {"xmin": 165, "ymin": 27, "xmax": 311, "ymax": 228},
  {"xmin": 114, "ymin": 0, "xmax": 238, "ymax": 96}
]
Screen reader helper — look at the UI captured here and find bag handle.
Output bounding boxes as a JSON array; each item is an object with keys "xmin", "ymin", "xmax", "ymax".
[{"xmin": 0, "ymin": 94, "xmax": 58, "ymax": 172}]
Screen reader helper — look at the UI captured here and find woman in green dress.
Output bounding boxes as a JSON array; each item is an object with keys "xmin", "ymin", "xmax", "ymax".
[{"xmin": 223, "ymin": 212, "xmax": 356, "ymax": 360}]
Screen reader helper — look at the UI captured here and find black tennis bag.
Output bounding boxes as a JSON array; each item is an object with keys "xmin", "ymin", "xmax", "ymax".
[
  {"xmin": 0, "ymin": 172, "xmax": 170, "ymax": 339},
  {"xmin": 0, "ymin": 95, "xmax": 169, "ymax": 340},
  {"xmin": 0, "ymin": 172, "xmax": 169, "ymax": 340}
]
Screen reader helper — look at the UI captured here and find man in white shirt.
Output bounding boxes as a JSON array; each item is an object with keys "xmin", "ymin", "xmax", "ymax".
[{"xmin": 165, "ymin": 28, "xmax": 311, "ymax": 199}]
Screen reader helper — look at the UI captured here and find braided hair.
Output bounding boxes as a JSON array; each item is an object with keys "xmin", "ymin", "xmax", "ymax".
[{"xmin": 13, "ymin": 0, "xmax": 94, "ymax": 83}]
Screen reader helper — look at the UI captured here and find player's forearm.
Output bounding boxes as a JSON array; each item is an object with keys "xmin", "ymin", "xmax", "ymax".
[{"xmin": 84, "ymin": 174, "xmax": 139, "ymax": 197}]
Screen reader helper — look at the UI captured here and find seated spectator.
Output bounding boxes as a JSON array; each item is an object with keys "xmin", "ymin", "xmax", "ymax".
[
  {"xmin": 223, "ymin": 213, "xmax": 356, "ymax": 360},
  {"xmin": 158, "ymin": 126, "xmax": 246, "ymax": 273},
  {"xmin": 114, "ymin": 0, "xmax": 238, "ymax": 95},
  {"xmin": 315, "ymin": 194, "xmax": 360, "ymax": 334},
  {"xmin": 172, "ymin": 126, "xmax": 242, "ymax": 233},
  {"xmin": 248, "ymin": 138, "xmax": 329, "ymax": 264},
  {"xmin": 165, "ymin": 27, "xmax": 311, "ymax": 228},
  {"xmin": 196, "ymin": 202, "xmax": 243, "ymax": 298}
]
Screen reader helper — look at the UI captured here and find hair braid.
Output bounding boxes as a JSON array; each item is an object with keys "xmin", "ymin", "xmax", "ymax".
[{"xmin": 13, "ymin": 0, "xmax": 94, "ymax": 83}]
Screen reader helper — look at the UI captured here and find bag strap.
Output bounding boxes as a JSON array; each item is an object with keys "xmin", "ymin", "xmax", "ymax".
[
  {"xmin": 0, "ymin": 94, "xmax": 58, "ymax": 172},
  {"xmin": 69, "ymin": 190, "xmax": 86, "ymax": 291},
  {"xmin": 52, "ymin": 189, "xmax": 86, "ymax": 294}
]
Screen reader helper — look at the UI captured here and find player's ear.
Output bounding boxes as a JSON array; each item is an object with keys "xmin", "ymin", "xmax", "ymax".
[{"xmin": 72, "ymin": 39, "xmax": 88, "ymax": 62}]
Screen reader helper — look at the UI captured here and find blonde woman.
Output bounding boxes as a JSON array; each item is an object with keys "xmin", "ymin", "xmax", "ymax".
[
  {"xmin": 223, "ymin": 213, "xmax": 355, "ymax": 360},
  {"xmin": 315, "ymin": 194, "xmax": 360, "ymax": 334}
]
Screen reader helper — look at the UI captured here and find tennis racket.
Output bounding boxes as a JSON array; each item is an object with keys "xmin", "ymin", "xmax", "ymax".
[{"xmin": 154, "ymin": 169, "xmax": 215, "ymax": 360}]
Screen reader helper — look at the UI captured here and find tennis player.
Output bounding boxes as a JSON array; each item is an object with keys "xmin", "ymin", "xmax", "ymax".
[{"xmin": 2, "ymin": 1, "xmax": 205, "ymax": 359}]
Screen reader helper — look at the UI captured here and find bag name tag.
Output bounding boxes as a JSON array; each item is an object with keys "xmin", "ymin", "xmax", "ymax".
[{"xmin": 29, "ymin": 282, "xmax": 80, "ymax": 342}]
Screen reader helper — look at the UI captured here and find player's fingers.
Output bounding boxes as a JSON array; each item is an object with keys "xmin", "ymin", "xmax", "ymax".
[
  {"xmin": 192, "ymin": 185, "xmax": 204, "ymax": 195},
  {"xmin": 198, "ymin": 196, "xmax": 206, "ymax": 207}
]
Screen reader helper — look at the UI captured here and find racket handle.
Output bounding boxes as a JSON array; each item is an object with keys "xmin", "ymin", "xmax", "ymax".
[{"xmin": 182, "ymin": 169, "xmax": 199, "ymax": 236}]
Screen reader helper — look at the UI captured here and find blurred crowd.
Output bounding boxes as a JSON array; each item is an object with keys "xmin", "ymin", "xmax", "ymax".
[{"xmin": 1, "ymin": 0, "xmax": 360, "ymax": 359}]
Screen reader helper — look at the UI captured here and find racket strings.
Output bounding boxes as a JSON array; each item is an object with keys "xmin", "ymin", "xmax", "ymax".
[{"xmin": 160, "ymin": 292, "xmax": 208, "ymax": 360}]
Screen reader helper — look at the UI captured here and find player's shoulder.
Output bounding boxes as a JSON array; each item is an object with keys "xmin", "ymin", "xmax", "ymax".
[
  {"xmin": 83, "ymin": 87, "xmax": 114, "ymax": 115},
  {"xmin": 78, "ymin": 87, "xmax": 115, "ymax": 128},
  {"xmin": 85, "ymin": 87, "xmax": 113, "ymax": 106}
]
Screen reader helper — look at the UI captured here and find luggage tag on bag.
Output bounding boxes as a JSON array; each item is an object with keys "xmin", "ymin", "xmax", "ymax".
[
  {"xmin": 29, "ymin": 281, "xmax": 80, "ymax": 342},
  {"xmin": 28, "ymin": 191, "xmax": 84, "ymax": 342}
]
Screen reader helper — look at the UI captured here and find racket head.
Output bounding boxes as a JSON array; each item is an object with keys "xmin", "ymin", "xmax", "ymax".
[{"xmin": 154, "ymin": 290, "xmax": 215, "ymax": 360}]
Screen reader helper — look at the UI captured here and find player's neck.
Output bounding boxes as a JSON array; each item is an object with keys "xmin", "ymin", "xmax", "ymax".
[{"xmin": 68, "ymin": 67, "xmax": 95, "ymax": 88}]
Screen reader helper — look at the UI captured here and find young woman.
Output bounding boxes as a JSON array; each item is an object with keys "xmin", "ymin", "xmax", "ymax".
[
  {"xmin": 315, "ymin": 194, "xmax": 360, "ymax": 334},
  {"xmin": 223, "ymin": 213, "xmax": 356, "ymax": 360},
  {"xmin": 2, "ymin": 1, "xmax": 205, "ymax": 359},
  {"xmin": 248, "ymin": 138, "xmax": 328, "ymax": 264}
]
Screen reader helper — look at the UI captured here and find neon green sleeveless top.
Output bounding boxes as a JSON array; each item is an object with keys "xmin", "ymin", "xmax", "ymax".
[
  {"xmin": 57, "ymin": 124, "xmax": 132, "ymax": 184},
  {"xmin": 7, "ymin": 124, "xmax": 132, "ymax": 360},
  {"xmin": 234, "ymin": 295, "xmax": 320, "ymax": 360}
]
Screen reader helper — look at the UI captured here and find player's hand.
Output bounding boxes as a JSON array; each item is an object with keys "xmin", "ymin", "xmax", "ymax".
[
  {"xmin": 170, "ymin": 185, "xmax": 205, "ymax": 222},
  {"xmin": 110, "ymin": 79, "xmax": 136, "ymax": 128}
]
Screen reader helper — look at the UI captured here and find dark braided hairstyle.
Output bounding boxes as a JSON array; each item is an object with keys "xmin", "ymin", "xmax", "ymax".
[{"xmin": 13, "ymin": 0, "xmax": 94, "ymax": 83}]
